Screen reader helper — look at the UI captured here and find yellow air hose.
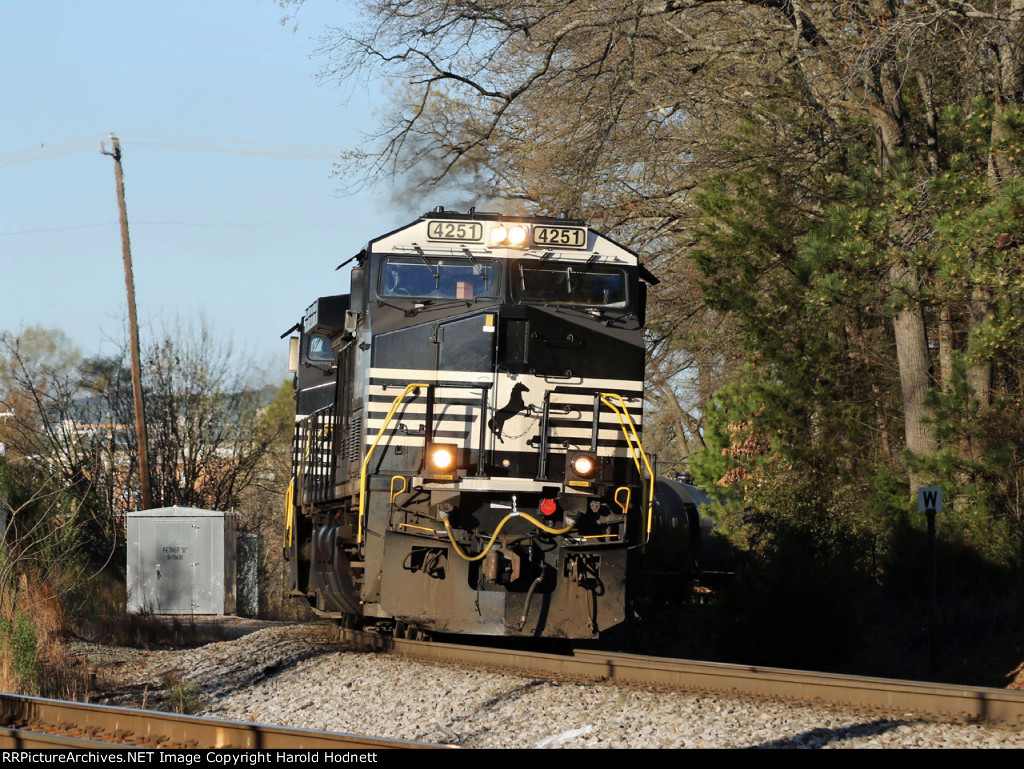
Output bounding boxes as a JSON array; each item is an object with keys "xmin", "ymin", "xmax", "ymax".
[{"xmin": 441, "ymin": 512, "xmax": 574, "ymax": 562}]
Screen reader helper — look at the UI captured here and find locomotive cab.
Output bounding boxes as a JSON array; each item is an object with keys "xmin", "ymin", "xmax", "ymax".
[{"xmin": 286, "ymin": 208, "xmax": 661, "ymax": 638}]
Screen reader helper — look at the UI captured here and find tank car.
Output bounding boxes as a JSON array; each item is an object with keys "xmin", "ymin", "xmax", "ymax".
[{"xmin": 283, "ymin": 207, "xmax": 675, "ymax": 638}]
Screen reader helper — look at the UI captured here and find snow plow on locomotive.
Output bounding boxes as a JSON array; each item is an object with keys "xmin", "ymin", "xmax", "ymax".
[{"xmin": 283, "ymin": 208, "xmax": 699, "ymax": 638}]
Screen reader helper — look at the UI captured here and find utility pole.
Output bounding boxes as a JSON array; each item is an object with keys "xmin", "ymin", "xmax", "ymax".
[{"xmin": 101, "ymin": 134, "xmax": 152, "ymax": 510}]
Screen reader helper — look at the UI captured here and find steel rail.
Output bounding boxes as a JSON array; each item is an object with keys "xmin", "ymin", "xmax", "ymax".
[
  {"xmin": 337, "ymin": 629, "xmax": 1024, "ymax": 724},
  {"xmin": 0, "ymin": 693, "xmax": 450, "ymax": 749},
  {"xmin": 572, "ymin": 650, "xmax": 1024, "ymax": 723},
  {"xmin": 0, "ymin": 726, "xmax": 123, "ymax": 750}
]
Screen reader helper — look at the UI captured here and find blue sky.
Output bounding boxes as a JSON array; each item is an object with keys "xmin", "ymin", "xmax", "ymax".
[{"xmin": 0, "ymin": 1, "xmax": 440, "ymax": 376}]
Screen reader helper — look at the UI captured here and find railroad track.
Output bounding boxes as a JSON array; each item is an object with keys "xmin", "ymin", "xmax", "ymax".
[
  {"xmin": 0, "ymin": 693, "xmax": 449, "ymax": 750},
  {"xmin": 338, "ymin": 628, "xmax": 1024, "ymax": 724}
]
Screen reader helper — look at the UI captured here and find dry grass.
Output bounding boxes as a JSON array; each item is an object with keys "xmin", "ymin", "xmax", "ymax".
[
  {"xmin": 68, "ymin": 572, "xmax": 232, "ymax": 649},
  {"xmin": 0, "ymin": 565, "xmax": 232, "ymax": 701},
  {"xmin": 0, "ymin": 574, "xmax": 92, "ymax": 699}
]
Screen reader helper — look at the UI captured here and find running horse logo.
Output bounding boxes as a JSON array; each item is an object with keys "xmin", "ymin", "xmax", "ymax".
[{"xmin": 488, "ymin": 382, "xmax": 530, "ymax": 444}]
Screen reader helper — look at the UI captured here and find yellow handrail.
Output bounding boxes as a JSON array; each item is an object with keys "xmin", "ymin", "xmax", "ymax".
[
  {"xmin": 396, "ymin": 522, "xmax": 437, "ymax": 535},
  {"xmin": 282, "ymin": 478, "xmax": 295, "ymax": 549},
  {"xmin": 599, "ymin": 393, "xmax": 655, "ymax": 543},
  {"xmin": 358, "ymin": 383, "xmax": 429, "ymax": 548},
  {"xmin": 389, "ymin": 475, "xmax": 408, "ymax": 505},
  {"xmin": 613, "ymin": 486, "xmax": 631, "ymax": 517}
]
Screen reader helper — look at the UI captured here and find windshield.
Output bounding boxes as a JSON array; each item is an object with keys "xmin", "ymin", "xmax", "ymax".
[
  {"xmin": 378, "ymin": 256, "xmax": 498, "ymax": 300},
  {"xmin": 513, "ymin": 262, "xmax": 628, "ymax": 308}
]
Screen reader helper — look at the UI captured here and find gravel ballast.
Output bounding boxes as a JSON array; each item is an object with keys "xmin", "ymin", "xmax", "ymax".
[{"xmin": 81, "ymin": 623, "xmax": 1024, "ymax": 749}]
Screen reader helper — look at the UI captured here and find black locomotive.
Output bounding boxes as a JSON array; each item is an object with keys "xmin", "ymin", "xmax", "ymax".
[{"xmin": 283, "ymin": 207, "xmax": 698, "ymax": 638}]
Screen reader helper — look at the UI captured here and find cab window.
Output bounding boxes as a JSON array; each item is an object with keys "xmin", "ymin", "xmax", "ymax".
[
  {"xmin": 306, "ymin": 334, "xmax": 334, "ymax": 361},
  {"xmin": 513, "ymin": 262, "xmax": 627, "ymax": 308},
  {"xmin": 378, "ymin": 256, "xmax": 498, "ymax": 300}
]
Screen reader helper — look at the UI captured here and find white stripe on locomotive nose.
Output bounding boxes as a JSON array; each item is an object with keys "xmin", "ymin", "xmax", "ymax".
[
  {"xmin": 364, "ymin": 413, "xmax": 643, "ymax": 428},
  {"xmin": 365, "ymin": 395, "xmax": 644, "ymax": 414},
  {"xmin": 368, "ymin": 366, "xmax": 645, "ymax": 393},
  {"xmin": 364, "ymin": 422, "xmax": 641, "ymax": 439},
  {"xmin": 363, "ymin": 368, "xmax": 645, "ymax": 455},
  {"xmin": 359, "ymin": 438, "xmax": 638, "ymax": 459},
  {"xmin": 364, "ymin": 397, "xmax": 643, "ymax": 409}
]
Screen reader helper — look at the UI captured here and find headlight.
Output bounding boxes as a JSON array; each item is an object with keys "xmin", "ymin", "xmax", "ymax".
[
  {"xmin": 565, "ymin": 451, "xmax": 599, "ymax": 487},
  {"xmin": 428, "ymin": 442, "xmax": 456, "ymax": 473},
  {"xmin": 507, "ymin": 224, "xmax": 528, "ymax": 245},
  {"xmin": 488, "ymin": 223, "xmax": 530, "ymax": 247},
  {"xmin": 428, "ymin": 444, "xmax": 457, "ymax": 472},
  {"xmin": 571, "ymin": 453, "xmax": 596, "ymax": 477},
  {"xmin": 489, "ymin": 225, "xmax": 508, "ymax": 246}
]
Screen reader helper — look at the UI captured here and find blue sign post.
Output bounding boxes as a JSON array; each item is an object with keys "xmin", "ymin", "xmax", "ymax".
[
  {"xmin": 918, "ymin": 487, "xmax": 943, "ymax": 514},
  {"xmin": 918, "ymin": 487, "xmax": 943, "ymax": 674}
]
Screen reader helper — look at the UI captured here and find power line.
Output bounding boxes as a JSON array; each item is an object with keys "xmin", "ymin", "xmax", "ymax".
[
  {"xmin": 1, "ymin": 134, "xmax": 341, "ymax": 167},
  {"xmin": 0, "ymin": 220, "xmax": 349, "ymax": 238},
  {"xmin": 133, "ymin": 220, "xmax": 349, "ymax": 228},
  {"xmin": 121, "ymin": 140, "xmax": 338, "ymax": 160},
  {"xmin": 0, "ymin": 140, "xmax": 104, "ymax": 168},
  {"xmin": 0, "ymin": 134, "xmax": 106, "ymax": 159},
  {"xmin": 0, "ymin": 222, "xmax": 117, "ymax": 238},
  {"xmin": 120, "ymin": 132, "xmax": 339, "ymax": 152}
]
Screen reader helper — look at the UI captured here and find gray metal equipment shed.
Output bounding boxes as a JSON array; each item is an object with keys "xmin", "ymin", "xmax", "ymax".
[{"xmin": 126, "ymin": 507, "xmax": 238, "ymax": 615}]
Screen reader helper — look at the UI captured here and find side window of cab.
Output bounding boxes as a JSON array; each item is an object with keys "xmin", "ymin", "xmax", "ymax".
[{"xmin": 306, "ymin": 334, "xmax": 334, "ymax": 362}]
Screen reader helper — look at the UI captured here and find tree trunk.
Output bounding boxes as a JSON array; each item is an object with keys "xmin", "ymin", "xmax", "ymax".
[
  {"xmin": 870, "ymin": 53, "xmax": 938, "ymax": 489},
  {"xmin": 890, "ymin": 259, "xmax": 938, "ymax": 489},
  {"xmin": 967, "ymin": 286, "xmax": 993, "ymax": 412},
  {"xmin": 989, "ymin": 0, "xmax": 1024, "ymax": 185},
  {"xmin": 938, "ymin": 302, "xmax": 954, "ymax": 393}
]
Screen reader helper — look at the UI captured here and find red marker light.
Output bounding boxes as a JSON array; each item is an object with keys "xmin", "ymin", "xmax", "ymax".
[{"xmin": 540, "ymin": 498, "xmax": 557, "ymax": 516}]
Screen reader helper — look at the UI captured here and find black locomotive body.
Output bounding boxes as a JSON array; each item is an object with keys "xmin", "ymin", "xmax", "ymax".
[{"xmin": 285, "ymin": 208, "xmax": 662, "ymax": 638}]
